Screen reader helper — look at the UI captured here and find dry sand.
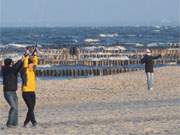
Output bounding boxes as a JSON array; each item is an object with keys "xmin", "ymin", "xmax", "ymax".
[{"xmin": 0, "ymin": 66, "xmax": 180, "ymax": 135}]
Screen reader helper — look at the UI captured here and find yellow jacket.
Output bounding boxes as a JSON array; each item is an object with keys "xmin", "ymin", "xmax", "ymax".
[{"xmin": 22, "ymin": 55, "xmax": 38, "ymax": 92}]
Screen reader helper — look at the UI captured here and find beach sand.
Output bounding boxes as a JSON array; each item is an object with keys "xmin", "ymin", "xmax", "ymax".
[{"xmin": 0, "ymin": 66, "xmax": 180, "ymax": 135}]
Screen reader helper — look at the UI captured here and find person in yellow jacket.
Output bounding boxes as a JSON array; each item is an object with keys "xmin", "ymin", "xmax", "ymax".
[{"xmin": 21, "ymin": 48, "xmax": 38, "ymax": 127}]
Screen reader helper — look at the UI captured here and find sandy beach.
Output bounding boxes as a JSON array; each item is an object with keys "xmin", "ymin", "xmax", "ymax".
[{"xmin": 0, "ymin": 66, "xmax": 180, "ymax": 135}]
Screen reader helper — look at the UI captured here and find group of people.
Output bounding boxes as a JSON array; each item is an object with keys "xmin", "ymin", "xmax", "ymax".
[
  {"xmin": 1, "ymin": 47, "xmax": 38, "ymax": 128},
  {"xmin": 1, "ymin": 47, "xmax": 162, "ymax": 128}
]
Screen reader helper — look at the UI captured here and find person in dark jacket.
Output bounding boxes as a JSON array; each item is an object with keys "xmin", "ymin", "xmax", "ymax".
[
  {"xmin": 1, "ymin": 57, "xmax": 24, "ymax": 128},
  {"xmin": 141, "ymin": 49, "xmax": 161, "ymax": 91}
]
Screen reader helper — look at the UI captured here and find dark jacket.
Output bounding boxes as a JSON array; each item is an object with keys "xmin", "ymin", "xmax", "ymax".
[
  {"xmin": 1, "ymin": 60, "xmax": 22, "ymax": 91},
  {"xmin": 141, "ymin": 55, "xmax": 161, "ymax": 73}
]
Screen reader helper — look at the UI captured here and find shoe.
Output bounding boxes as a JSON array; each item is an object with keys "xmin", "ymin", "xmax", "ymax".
[
  {"xmin": 150, "ymin": 88, "xmax": 153, "ymax": 91},
  {"xmin": 6, "ymin": 124, "xmax": 16, "ymax": 128},
  {"xmin": 23, "ymin": 122, "xmax": 28, "ymax": 128},
  {"xmin": 32, "ymin": 122, "xmax": 37, "ymax": 127}
]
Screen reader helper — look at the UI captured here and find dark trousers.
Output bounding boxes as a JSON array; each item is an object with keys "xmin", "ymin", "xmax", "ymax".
[
  {"xmin": 22, "ymin": 92, "xmax": 37, "ymax": 124},
  {"xmin": 4, "ymin": 91, "xmax": 18, "ymax": 126}
]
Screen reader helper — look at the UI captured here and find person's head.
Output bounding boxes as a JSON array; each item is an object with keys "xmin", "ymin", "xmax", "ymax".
[
  {"xmin": 146, "ymin": 49, "xmax": 152, "ymax": 56},
  {"xmin": 28, "ymin": 58, "xmax": 34, "ymax": 69},
  {"xmin": 4, "ymin": 58, "xmax": 13, "ymax": 67}
]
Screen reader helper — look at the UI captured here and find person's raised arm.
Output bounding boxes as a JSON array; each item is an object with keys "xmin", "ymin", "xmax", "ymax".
[
  {"xmin": 33, "ymin": 54, "xmax": 38, "ymax": 66},
  {"xmin": 32, "ymin": 47, "xmax": 38, "ymax": 66},
  {"xmin": 152, "ymin": 54, "xmax": 161, "ymax": 60},
  {"xmin": 12, "ymin": 56, "xmax": 24, "ymax": 73},
  {"xmin": 23, "ymin": 55, "xmax": 29, "ymax": 68}
]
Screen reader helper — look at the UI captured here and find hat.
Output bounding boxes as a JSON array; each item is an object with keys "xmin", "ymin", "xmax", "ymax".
[
  {"xmin": 146, "ymin": 49, "xmax": 151, "ymax": 53},
  {"xmin": 4, "ymin": 58, "xmax": 13, "ymax": 66}
]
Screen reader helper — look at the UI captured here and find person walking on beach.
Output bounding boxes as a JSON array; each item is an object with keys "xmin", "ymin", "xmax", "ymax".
[
  {"xmin": 21, "ymin": 48, "xmax": 38, "ymax": 127},
  {"xmin": 141, "ymin": 49, "xmax": 161, "ymax": 91},
  {"xmin": 1, "ymin": 57, "xmax": 24, "ymax": 128}
]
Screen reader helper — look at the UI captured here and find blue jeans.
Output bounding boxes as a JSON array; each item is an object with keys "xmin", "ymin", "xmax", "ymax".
[
  {"xmin": 4, "ymin": 91, "xmax": 18, "ymax": 126},
  {"xmin": 146, "ymin": 72, "xmax": 154, "ymax": 90}
]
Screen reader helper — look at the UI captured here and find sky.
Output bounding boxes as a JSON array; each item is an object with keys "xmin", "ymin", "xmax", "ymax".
[{"xmin": 0, "ymin": 0, "xmax": 180, "ymax": 27}]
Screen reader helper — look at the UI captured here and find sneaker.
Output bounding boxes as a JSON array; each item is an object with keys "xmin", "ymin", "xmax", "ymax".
[
  {"xmin": 6, "ymin": 124, "xmax": 16, "ymax": 128},
  {"xmin": 23, "ymin": 122, "xmax": 29, "ymax": 128},
  {"xmin": 32, "ymin": 122, "xmax": 37, "ymax": 127},
  {"xmin": 150, "ymin": 88, "xmax": 153, "ymax": 91}
]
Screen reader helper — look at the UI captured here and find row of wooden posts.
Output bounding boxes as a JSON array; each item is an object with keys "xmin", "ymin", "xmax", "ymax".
[
  {"xmin": 35, "ymin": 67, "xmax": 144, "ymax": 77},
  {"xmin": 38, "ymin": 57, "xmax": 178, "ymax": 67},
  {"xmin": 35, "ymin": 57, "xmax": 179, "ymax": 77}
]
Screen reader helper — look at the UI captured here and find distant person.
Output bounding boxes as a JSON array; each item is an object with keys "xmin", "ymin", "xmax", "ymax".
[
  {"xmin": 21, "ymin": 48, "xmax": 38, "ymax": 127},
  {"xmin": 1, "ymin": 57, "xmax": 23, "ymax": 128},
  {"xmin": 141, "ymin": 49, "xmax": 161, "ymax": 91}
]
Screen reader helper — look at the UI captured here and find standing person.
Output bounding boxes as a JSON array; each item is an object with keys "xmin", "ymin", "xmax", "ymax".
[
  {"xmin": 1, "ymin": 58, "xmax": 23, "ymax": 128},
  {"xmin": 141, "ymin": 49, "xmax": 161, "ymax": 91},
  {"xmin": 21, "ymin": 48, "xmax": 38, "ymax": 127}
]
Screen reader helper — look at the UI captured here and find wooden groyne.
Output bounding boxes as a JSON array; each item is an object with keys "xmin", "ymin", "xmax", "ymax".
[{"xmin": 35, "ymin": 66, "xmax": 144, "ymax": 77}]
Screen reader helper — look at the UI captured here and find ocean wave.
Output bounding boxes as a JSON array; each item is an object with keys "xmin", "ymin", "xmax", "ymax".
[
  {"xmin": 84, "ymin": 38, "xmax": 100, "ymax": 43},
  {"xmin": 154, "ymin": 25, "xmax": 161, "ymax": 29},
  {"xmin": 7, "ymin": 43, "xmax": 29, "ymax": 48},
  {"xmin": 1, "ymin": 43, "xmax": 43, "ymax": 49},
  {"xmin": 147, "ymin": 43, "xmax": 158, "ymax": 47},
  {"xmin": 152, "ymin": 30, "xmax": 161, "ymax": 33},
  {"xmin": 135, "ymin": 43, "xmax": 144, "ymax": 47},
  {"xmin": 99, "ymin": 33, "xmax": 118, "ymax": 38},
  {"xmin": 127, "ymin": 34, "xmax": 137, "ymax": 37}
]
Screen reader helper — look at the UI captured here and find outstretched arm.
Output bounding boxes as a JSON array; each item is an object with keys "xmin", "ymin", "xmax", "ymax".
[
  {"xmin": 152, "ymin": 55, "xmax": 161, "ymax": 60},
  {"xmin": 32, "ymin": 46, "xmax": 38, "ymax": 66},
  {"xmin": 23, "ymin": 55, "xmax": 29, "ymax": 68},
  {"xmin": 12, "ymin": 57, "xmax": 24, "ymax": 73},
  {"xmin": 33, "ymin": 55, "xmax": 38, "ymax": 66}
]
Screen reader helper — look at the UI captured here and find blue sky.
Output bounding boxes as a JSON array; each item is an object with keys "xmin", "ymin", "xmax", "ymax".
[{"xmin": 1, "ymin": 0, "xmax": 180, "ymax": 27}]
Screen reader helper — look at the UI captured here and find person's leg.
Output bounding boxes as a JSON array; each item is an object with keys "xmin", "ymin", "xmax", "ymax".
[
  {"xmin": 22, "ymin": 93, "xmax": 31, "ymax": 126},
  {"xmin": 12, "ymin": 92, "xmax": 18, "ymax": 126},
  {"xmin": 29, "ymin": 92, "xmax": 37, "ymax": 125},
  {"xmin": 146, "ymin": 72, "xmax": 151, "ymax": 90},
  {"xmin": 4, "ymin": 91, "xmax": 18, "ymax": 127},
  {"xmin": 149, "ymin": 73, "xmax": 154, "ymax": 90}
]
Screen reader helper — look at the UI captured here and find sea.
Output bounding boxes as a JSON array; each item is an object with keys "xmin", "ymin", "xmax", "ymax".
[{"xmin": 0, "ymin": 26, "xmax": 180, "ymax": 48}]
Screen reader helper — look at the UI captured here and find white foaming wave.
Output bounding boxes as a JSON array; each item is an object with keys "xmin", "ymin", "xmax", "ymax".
[
  {"xmin": 154, "ymin": 25, "xmax": 161, "ymax": 29},
  {"xmin": 84, "ymin": 38, "xmax": 100, "ymax": 43},
  {"xmin": 152, "ymin": 29, "xmax": 161, "ymax": 33},
  {"xmin": 135, "ymin": 43, "xmax": 144, "ymax": 47},
  {"xmin": 147, "ymin": 43, "xmax": 158, "ymax": 47},
  {"xmin": 73, "ymin": 39, "xmax": 78, "ymax": 43},
  {"xmin": 7, "ymin": 43, "xmax": 28, "ymax": 48},
  {"xmin": 2, "ymin": 43, "xmax": 43, "ymax": 49},
  {"xmin": 99, "ymin": 33, "xmax": 118, "ymax": 38},
  {"xmin": 38, "ymin": 64, "xmax": 52, "ymax": 68}
]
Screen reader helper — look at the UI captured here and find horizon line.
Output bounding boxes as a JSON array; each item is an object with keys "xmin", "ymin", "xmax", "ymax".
[{"xmin": 0, "ymin": 25, "xmax": 180, "ymax": 28}]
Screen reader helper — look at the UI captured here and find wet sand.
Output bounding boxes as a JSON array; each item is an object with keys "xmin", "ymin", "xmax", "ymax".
[{"xmin": 0, "ymin": 66, "xmax": 180, "ymax": 135}]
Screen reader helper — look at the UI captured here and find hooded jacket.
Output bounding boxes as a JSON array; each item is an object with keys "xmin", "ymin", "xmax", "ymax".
[
  {"xmin": 141, "ymin": 54, "xmax": 161, "ymax": 73},
  {"xmin": 1, "ymin": 60, "xmax": 22, "ymax": 91}
]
